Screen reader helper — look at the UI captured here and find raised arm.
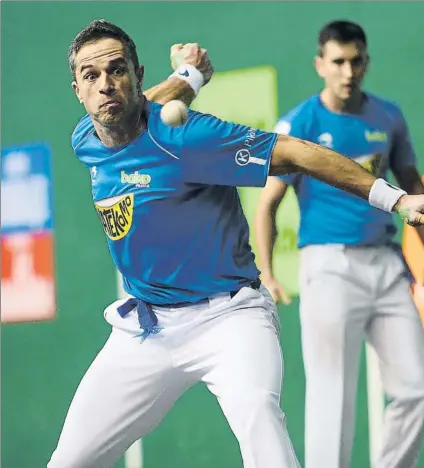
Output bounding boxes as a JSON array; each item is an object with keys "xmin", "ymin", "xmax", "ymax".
[
  {"xmin": 144, "ymin": 43, "xmax": 213, "ymax": 107},
  {"xmin": 176, "ymin": 95, "xmax": 423, "ymax": 226},
  {"xmin": 144, "ymin": 77, "xmax": 196, "ymax": 107}
]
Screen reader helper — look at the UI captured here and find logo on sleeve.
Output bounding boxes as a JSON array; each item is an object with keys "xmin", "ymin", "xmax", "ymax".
[
  {"xmin": 235, "ymin": 149, "xmax": 251, "ymax": 166},
  {"xmin": 90, "ymin": 166, "xmax": 97, "ymax": 184},
  {"xmin": 95, "ymin": 194, "xmax": 134, "ymax": 241}
]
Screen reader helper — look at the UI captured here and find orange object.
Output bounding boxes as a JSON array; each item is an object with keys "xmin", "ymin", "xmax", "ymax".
[
  {"xmin": 1, "ymin": 231, "xmax": 56, "ymax": 323},
  {"xmin": 402, "ymin": 175, "xmax": 424, "ymax": 325}
]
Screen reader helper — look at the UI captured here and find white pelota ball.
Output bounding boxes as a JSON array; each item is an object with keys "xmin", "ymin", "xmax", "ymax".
[{"xmin": 160, "ymin": 100, "xmax": 188, "ymax": 127}]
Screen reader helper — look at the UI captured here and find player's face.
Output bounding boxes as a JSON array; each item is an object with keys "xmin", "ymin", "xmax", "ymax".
[
  {"xmin": 315, "ymin": 40, "xmax": 368, "ymax": 101},
  {"xmin": 72, "ymin": 38, "xmax": 144, "ymax": 126}
]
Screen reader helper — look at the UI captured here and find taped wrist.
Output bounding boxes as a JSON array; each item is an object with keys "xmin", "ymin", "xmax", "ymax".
[
  {"xmin": 368, "ymin": 178, "xmax": 406, "ymax": 212},
  {"xmin": 169, "ymin": 65, "xmax": 204, "ymax": 95}
]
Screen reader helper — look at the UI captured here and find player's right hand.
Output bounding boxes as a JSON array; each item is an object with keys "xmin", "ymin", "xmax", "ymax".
[
  {"xmin": 262, "ymin": 276, "xmax": 292, "ymax": 305},
  {"xmin": 170, "ymin": 43, "xmax": 214, "ymax": 85},
  {"xmin": 394, "ymin": 194, "xmax": 424, "ymax": 226}
]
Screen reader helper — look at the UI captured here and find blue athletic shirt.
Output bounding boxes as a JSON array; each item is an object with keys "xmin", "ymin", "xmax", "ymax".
[
  {"xmin": 274, "ymin": 93, "xmax": 416, "ymax": 248},
  {"xmin": 72, "ymin": 101, "xmax": 277, "ymax": 304}
]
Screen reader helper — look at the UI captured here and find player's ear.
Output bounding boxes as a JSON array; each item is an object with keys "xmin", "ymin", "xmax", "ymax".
[
  {"xmin": 314, "ymin": 55, "xmax": 324, "ymax": 78},
  {"xmin": 72, "ymin": 81, "xmax": 83, "ymax": 104},
  {"xmin": 364, "ymin": 54, "xmax": 370, "ymax": 74},
  {"xmin": 136, "ymin": 66, "xmax": 145, "ymax": 94}
]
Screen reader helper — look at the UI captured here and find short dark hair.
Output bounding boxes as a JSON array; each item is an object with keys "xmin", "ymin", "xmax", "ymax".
[
  {"xmin": 318, "ymin": 20, "xmax": 367, "ymax": 55},
  {"xmin": 68, "ymin": 19, "xmax": 139, "ymax": 77}
]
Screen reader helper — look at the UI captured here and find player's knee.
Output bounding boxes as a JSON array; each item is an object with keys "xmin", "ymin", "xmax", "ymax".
[
  {"xmin": 410, "ymin": 392, "xmax": 424, "ymax": 422},
  {"xmin": 233, "ymin": 389, "xmax": 283, "ymax": 429},
  {"xmin": 389, "ymin": 379, "xmax": 424, "ymax": 425},
  {"xmin": 250, "ymin": 389, "xmax": 280, "ymax": 412},
  {"xmin": 417, "ymin": 393, "xmax": 424, "ymax": 410},
  {"xmin": 399, "ymin": 394, "xmax": 424, "ymax": 428},
  {"xmin": 395, "ymin": 367, "xmax": 424, "ymax": 402}
]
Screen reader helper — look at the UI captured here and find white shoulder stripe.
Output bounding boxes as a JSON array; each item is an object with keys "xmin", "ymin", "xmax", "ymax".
[
  {"xmin": 147, "ymin": 129, "xmax": 179, "ymax": 160},
  {"xmin": 250, "ymin": 156, "xmax": 267, "ymax": 166}
]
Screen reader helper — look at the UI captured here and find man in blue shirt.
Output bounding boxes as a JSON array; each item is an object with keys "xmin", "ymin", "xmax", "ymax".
[
  {"xmin": 49, "ymin": 20, "xmax": 424, "ymax": 468},
  {"xmin": 255, "ymin": 20, "xmax": 424, "ymax": 468}
]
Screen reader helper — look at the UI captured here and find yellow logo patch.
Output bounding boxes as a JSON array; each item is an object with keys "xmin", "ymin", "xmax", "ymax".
[
  {"xmin": 365, "ymin": 130, "xmax": 387, "ymax": 142},
  {"xmin": 95, "ymin": 194, "xmax": 134, "ymax": 241},
  {"xmin": 354, "ymin": 153, "xmax": 383, "ymax": 177}
]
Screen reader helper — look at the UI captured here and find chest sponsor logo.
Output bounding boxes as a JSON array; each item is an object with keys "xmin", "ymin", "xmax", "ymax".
[
  {"xmin": 121, "ymin": 171, "xmax": 151, "ymax": 188},
  {"xmin": 95, "ymin": 194, "xmax": 134, "ymax": 241},
  {"xmin": 365, "ymin": 130, "xmax": 387, "ymax": 142}
]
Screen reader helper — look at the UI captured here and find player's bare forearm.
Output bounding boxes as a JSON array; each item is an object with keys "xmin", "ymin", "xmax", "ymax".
[
  {"xmin": 254, "ymin": 204, "xmax": 278, "ymax": 280},
  {"xmin": 270, "ymin": 135, "xmax": 376, "ymax": 200},
  {"xmin": 144, "ymin": 78, "xmax": 195, "ymax": 106},
  {"xmin": 254, "ymin": 179, "xmax": 288, "ymax": 280}
]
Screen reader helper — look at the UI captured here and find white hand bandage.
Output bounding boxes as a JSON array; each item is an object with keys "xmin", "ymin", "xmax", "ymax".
[
  {"xmin": 169, "ymin": 65, "xmax": 204, "ymax": 96},
  {"xmin": 368, "ymin": 178, "xmax": 406, "ymax": 212}
]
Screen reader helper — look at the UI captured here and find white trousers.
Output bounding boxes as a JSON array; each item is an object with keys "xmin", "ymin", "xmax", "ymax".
[
  {"xmin": 300, "ymin": 245, "xmax": 424, "ymax": 468},
  {"xmin": 48, "ymin": 286, "xmax": 300, "ymax": 468}
]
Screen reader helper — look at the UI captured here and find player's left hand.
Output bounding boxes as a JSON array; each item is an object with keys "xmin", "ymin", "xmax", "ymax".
[
  {"xmin": 394, "ymin": 194, "xmax": 424, "ymax": 226},
  {"xmin": 170, "ymin": 43, "xmax": 214, "ymax": 85}
]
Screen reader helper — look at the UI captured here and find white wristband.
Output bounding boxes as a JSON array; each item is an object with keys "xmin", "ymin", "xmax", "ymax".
[
  {"xmin": 368, "ymin": 178, "xmax": 406, "ymax": 212},
  {"xmin": 169, "ymin": 65, "xmax": 204, "ymax": 96}
]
